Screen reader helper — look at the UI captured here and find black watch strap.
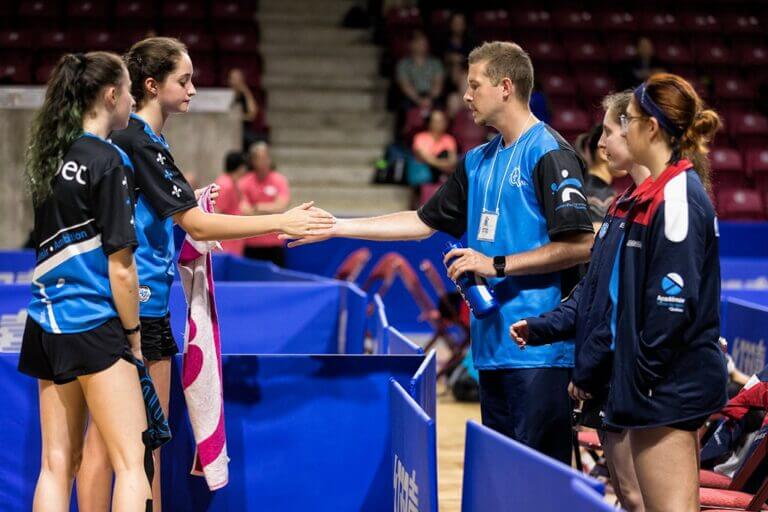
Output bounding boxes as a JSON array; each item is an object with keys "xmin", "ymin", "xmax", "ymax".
[
  {"xmin": 493, "ymin": 256, "xmax": 506, "ymax": 278},
  {"xmin": 123, "ymin": 323, "xmax": 141, "ymax": 335}
]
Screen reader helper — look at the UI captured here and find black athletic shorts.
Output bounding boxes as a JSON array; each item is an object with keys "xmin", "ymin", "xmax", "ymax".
[
  {"xmin": 141, "ymin": 314, "xmax": 179, "ymax": 361},
  {"xmin": 669, "ymin": 415, "xmax": 709, "ymax": 432},
  {"xmin": 18, "ymin": 316, "xmax": 128, "ymax": 385}
]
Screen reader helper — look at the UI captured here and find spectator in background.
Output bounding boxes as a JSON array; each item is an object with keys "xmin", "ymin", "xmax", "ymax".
[
  {"xmin": 440, "ymin": 12, "xmax": 473, "ymax": 75},
  {"xmin": 582, "ymin": 123, "xmax": 622, "ymax": 231},
  {"xmin": 618, "ymin": 37, "xmax": 665, "ymax": 90},
  {"xmin": 239, "ymin": 142, "xmax": 291, "ymax": 266},
  {"xmin": 228, "ymin": 68, "xmax": 262, "ymax": 152},
  {"xmin": 214, "ymin": 151, "xmax": 250, "ymax": 256},
  {"xmin": 396, "ymin": 31, "xmax": 445, "ymax": 111},
  {"xmin": 445, "ymin": 63, "xmax": 468, "ymax": 119},
  {"xmin": 412, "ymin": 110, "xmax": 458, "ymax": 181}
]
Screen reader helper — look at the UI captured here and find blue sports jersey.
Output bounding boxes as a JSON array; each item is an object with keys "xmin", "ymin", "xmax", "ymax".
[
  {"xmin": 28, "ymin": 133, "xmax": 137, "ymax": 333},
  {"xmin": 110, "ymin": 114, "xmax": 197, "ymax": 318},
  {"xmin": 419, "ymin": 123, "xmax": 593, "ymax": 369}
]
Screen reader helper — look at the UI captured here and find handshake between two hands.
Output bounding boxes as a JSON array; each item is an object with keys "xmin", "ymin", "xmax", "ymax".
[{"xmin": 194, "ymin": 184, "xmax": 337, "ymax": 246}]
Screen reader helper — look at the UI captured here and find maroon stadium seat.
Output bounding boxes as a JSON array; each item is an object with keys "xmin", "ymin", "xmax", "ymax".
[
  {"xmin": 565, "ymin": 40, "xmax": 606, "ymax": 64},
  {"xmin": 0, "ymin": 30, "xmax": 35, "ymax": 50},
  {"xmin": 541, "ymin": 73, "xmax": 577, "ymax": 98},
  {"xmin": 402, "ymin": 107, "xmax": 427, "ymax": 142},
  {"xmin": 748, "ymin": 150, "xmax": 768, "ymax": 196},
  {"xmin": 717, "ymin": 188, "xmax": 765, "ymax": 220},
  {"xmin": 216, "ymin": 32, "xmax": 260, "ymax": 54},
  {"xmin": 34, "ymin": 55, "xmax": 62, "ymax": 84},
  {"xmin": 711, "ymin": 148, "xmax": 746, "ymax": 190},
  {"xmin": 639, "ymin": 12, "xmax": 678, "ymax": 33},
  {"xmin": 729, "ymin": 112, "xmax": 768, "ymax": 152},
  {"xmin": 452, "ymin": 109, "xmax": 487, "ymax": 154},
  {"xmin": 115, "ymin": 0, "xmax": 155, "ymax": 21},
  {"xmin": 473, "ymin": 10, "xmax": 511, "ymax": 41},
  {"xmin": 67, "ymin": 0, "xmax": 107, "ymax": 20},
  {"xmin": 189, "ymin": 54, "xmax": 217, "ymax": 87},
  {"xmin": 695, "ymin": 42, "xmax": 733, "ymax": 67},
  {"xmin": 551, "ymin": 108, "xmax": 590, "ymax": 143},
  {"xmin": 552, "ymin": 9, "xmax": 595, "ymax": 31},
  {"xmin": 715, "ymin": 77, "xmax": 756, "ymax": 109},
  {"xmin": 679, "ymin": 13, "xmax": 720, "ymax": 33},
  {"xmin": 722, "ymin": 14, "xmax": 764, "ymax": 35},
  {"xmin": 18, "ymin": 0, "xmax": 61, "ymax": 19},
  {"xmin": 0, "ymin": 60, "xmax": 31, "ymax": 84},
  {"xmin": 737, "ymin": 44, "xmax": 768, "ymax": 69},
  {"xmin": 608, "ymin": 37, "xmax": 637, "ymax": 62},
  {"xmin": 161, "ymin": 1, "xmax": 205, "ymax": 20},
  {"xmin": 600, "ymin": 11, "xmax": 637, "ymax": 33},
  {"xmin": 576, "ymin": 72, "xmax": 617, "ymax": 101},
  {"xmin": 212, "ymin": 1, "xmax": 256, "ymax": 22},
  {"xmin": 38, "ymin": 30, "xmax": 79, "ymax": 51},
  {"xmin": 386, "ymin": 7, "xmax": 422, "ymax": 31},
  {"xmin": 170, "ymin": 31, "xmax": 215, "ymax": 52},
  {"xmin": 523, "ymin": 39, "xmax": 566, "ymax": 64},
  {"xmin": 656, "ymin": 42, "xmax": 693, "ymax": 65},
  {"xmin": 83, "ymin": 30, "xmax": 128, "ymax": 52},
  {"xmin": 511, "ymin": 9, "xmax": 553, "ymax": 32}
]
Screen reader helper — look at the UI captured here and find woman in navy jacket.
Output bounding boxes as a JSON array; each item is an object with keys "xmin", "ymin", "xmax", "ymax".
[
  {"xmin": 609, "ymin": 73, "xmax": 728, "ymax": 511},
  {"xmin": 510, "ymin": 91, "xmax": 650, "ymax": 512}
]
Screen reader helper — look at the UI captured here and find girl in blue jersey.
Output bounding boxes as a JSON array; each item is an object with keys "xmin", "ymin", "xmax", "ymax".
[
  {"xmin": 610, "ymin": 73, "xmax": 727, "ymax": 511},
  {"xmin": 76, "ymin": 37, "xmax": 335, "ymax": 510},
  {"xmin": 510, "ymin": 91, "xmax": 650, "ymax": 512},
  {"xmin": 18, "ymin": 52, "xmax": 152, "ymax": 510}
]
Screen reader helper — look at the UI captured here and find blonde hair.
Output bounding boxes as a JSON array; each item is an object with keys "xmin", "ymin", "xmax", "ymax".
[{"xmin": 468, "ymin": 41, "xmax": 533, "ymax": 103}]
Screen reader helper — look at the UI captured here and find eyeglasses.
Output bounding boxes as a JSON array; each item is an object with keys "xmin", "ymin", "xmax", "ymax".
[{"xmin": 619, "ymin": 114, "xmax": 644, "ymax": 134}]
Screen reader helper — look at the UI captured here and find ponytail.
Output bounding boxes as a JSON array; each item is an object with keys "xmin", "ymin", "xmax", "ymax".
[{"xmin": 25, "ymin": 51, "xmax": 125, "ymax": 205}]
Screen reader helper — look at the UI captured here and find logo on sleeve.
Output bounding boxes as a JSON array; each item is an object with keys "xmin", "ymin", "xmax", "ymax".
[
  {"xmin": 163, "ymin": 169, "xmax": 174, "ymax": 181},
  {"xmin": 657, "ymin": 273, "xmax": 685, "ymax": 312},
  {"xmin": 661, "ymin": 273, "xmax": 684, "ymax": 295},
  {"xmin": 139, "ymin": 285, "xmax": 152, "ymax": 303},
  {"xmin": 156, "ymin": 153, "xmax": 166, "ymax": 165},
  {"xmin": 551, "ymin": 170, "xmax": 587, "ymax": 208},
  {"xmin": 171, "ymin": 185, "xmax": 181, "ymax": 198}
]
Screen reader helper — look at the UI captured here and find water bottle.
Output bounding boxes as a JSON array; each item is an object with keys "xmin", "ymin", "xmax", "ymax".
[{"xmin": 442, "ymin": 242, "xmax": 499, "ymax": 319}]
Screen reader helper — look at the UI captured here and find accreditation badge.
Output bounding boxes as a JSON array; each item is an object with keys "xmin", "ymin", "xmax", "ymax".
[{"xmin": 477, "ymin": 212, "xmax": 499, "ymax": 242}]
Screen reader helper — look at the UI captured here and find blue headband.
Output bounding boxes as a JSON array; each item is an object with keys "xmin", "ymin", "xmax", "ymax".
[{"xmin": 633, "ymin": 83, "xmax": 684, "ymax": 138}]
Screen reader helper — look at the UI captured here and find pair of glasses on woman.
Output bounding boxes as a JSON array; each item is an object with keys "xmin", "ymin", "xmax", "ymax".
[{"xmin": 619, "ymin": 114, "xmax": 645, "ymax": 135}]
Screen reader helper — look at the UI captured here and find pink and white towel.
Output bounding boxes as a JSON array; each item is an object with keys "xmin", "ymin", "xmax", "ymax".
[{"xmin": 178, "ymin": 186, "xmax": 229, "ymax": 490}]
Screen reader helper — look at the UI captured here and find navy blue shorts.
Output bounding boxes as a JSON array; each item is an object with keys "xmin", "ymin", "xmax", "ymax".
[{"xmin": 478, "ymin": 367, "xmax": 573, "ymax": 464}]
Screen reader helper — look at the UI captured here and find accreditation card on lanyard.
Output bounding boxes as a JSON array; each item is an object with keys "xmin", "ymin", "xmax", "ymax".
[{"xmin": 478, "ymin": 114, "xmax": 532, "ymax": 242}]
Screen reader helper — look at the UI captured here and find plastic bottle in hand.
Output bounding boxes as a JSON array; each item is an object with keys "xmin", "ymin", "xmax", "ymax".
[{"xmin": 442, "ymin": 242, "xmax": 499, "ymax": 319}]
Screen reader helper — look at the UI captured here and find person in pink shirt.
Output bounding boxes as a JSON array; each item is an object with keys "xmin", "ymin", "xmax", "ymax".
[
  {"xmin": 214, "ymin": 151, "xmax": 249, "ymax": 256},
  {"xmin": 238, "ymin": 141, "xmax": 291, "ymax": 265},
  {"xmin": 412, "ymin": 109, "xmax": 458, "ymax": 182}
]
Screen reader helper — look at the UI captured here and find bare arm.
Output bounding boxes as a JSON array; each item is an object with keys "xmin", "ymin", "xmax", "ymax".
[
  {"xmin": 282, "ymin": 210, "xmax": 436, "ymax": 247},
  {"xmin": 108, "ymin": 247, "xmax": 141, "ymax": 356},
  {"xmin": 240, "ymin": 87, "xmax": 258, "ymax": 122},
  {"xmin": 173, "ymin": 202, "xmax": 335, "ymax": 242},
  {"xmin": 250, "ymin": 194, "xmax": 290, "ymax": 214},
  {"xmin": 444, "ymin": 231, "xmax": 593, "ymax": 281}
]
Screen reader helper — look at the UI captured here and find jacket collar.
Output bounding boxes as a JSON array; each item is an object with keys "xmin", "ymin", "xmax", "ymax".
[{"xmin": 635, "ymin": 159, "xmax": 692, "ymax": 204}]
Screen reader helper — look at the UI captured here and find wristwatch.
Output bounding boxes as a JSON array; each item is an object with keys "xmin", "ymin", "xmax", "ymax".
[
  {"xmin": 123, "ymin": 323, "xmax": 141, "ymax": 336},
  {"xmin": 493, "ymin": 256, "xmax": 506, "ymax": 278}
]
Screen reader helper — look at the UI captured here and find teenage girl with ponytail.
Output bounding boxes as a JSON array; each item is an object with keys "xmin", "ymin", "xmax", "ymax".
[
  {"xmin": 76, "ymin": 37, "xmax": 335, "ymax": 511},
  {"xmin": 18, "ymin": 52, "xmax": 152, "ymax": 511},
  {"xmin": 606, "ymin": 72, "xmax": 728, "ymax": 511}
]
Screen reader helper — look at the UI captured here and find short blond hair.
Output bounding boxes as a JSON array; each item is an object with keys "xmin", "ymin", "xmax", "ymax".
[
  {"xmin": 468, "ymin": 41, "xmax": 534, "ymax": 103},
  {"xmin": 601, "ymin": 90, "xmax": 632, "ymax": 125}
]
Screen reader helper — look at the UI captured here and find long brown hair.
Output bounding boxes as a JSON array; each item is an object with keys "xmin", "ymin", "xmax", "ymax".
[
  {"xmin": 25, "ymin": 52, "xmax": 125, "ymax": 205},
  {"xmin": 635, "ymin": 73, "xmax": 721, "ymax": 190}
]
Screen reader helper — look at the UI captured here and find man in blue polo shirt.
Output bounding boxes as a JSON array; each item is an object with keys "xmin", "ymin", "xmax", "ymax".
[{"xmin": 284, "ymin": 41, "xmax": 594, "ymax": 463}]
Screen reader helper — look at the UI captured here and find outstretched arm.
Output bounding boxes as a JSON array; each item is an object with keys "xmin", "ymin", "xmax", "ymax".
[{"xmin": 281, "ymin": 210, "xmax": 435, "ymax": 247}]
